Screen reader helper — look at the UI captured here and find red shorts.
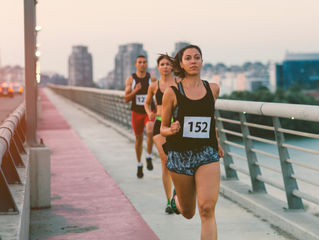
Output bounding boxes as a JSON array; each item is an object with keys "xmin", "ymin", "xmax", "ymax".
[{"xmin": 131, "ymin": 111, "xmax": 153, "ymax": 135}]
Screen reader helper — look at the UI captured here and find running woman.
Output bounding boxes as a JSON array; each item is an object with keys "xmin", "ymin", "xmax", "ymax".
[
  {"xmin": 160, "ymin": 45, "xmax": 224, "ymax": 240},
  {"xmin": 124, "ymin": 55, "xmax": 156, "ymax": 178},
  {"xmin": 144, "ymin": 54, "xmax": 177, "ymax": 214}
]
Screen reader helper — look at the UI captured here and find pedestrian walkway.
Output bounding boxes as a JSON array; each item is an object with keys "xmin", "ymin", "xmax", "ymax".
[
  {"xmin": 30, "ymin": 88, "xmax": 294, "ymax": 240},
  {"xmin": 31, "ymin": 90, "xmax": 158, "ymax": 240}
]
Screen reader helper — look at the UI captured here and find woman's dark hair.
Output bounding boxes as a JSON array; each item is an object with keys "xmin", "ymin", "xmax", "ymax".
[
  {"xmin": 171, "ymin": 44, "xmax": 202, "ymax": 78},
  {"xmin": 157, "ymin": 53, "xmax": 173, "ymax": 66}
]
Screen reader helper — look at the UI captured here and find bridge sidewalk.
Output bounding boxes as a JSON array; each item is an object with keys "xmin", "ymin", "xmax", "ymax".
[
  {"xmin": 30, "ymin": 88, "xmax": 292, "ymax": 240},
  {"xmin": 31, "ymin": 90, "xmax": 158, "ymax": 240}
]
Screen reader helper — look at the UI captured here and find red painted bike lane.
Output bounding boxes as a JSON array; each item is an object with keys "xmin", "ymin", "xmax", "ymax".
[{"xmin": 36, "ymin": 90, "xmax": 159, "ymax": 240}]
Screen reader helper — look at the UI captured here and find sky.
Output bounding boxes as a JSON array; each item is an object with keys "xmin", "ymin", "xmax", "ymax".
[{"xmin": 1, "ymin": 0, "xmax": 319, "ymax": 81}]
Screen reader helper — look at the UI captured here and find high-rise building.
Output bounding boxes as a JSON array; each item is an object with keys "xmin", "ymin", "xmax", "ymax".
[
  {"xmin": 112, "ymin": 43, "xmax": 147, "ymax": 90},
  {"xmin": 276, "ymin": 52, "xmax": 319, "ymax": 89},
  {"xmin": 171, "ymin": 41, "xmax": 190, "ymax": 57},
  {"xmin": 68, "ymin": 45, "xmax": 93, "ymax": 87}
]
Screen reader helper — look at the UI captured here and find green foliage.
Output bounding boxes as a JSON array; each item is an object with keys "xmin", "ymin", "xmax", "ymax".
[{"xmin": 221, "ymin": 86, "xmax": 319, "ymax": 106}]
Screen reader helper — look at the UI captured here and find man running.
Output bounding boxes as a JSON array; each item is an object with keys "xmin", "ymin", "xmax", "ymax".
[{"xmin": 124, "ymin": 55, "xmax": 156, "ymax": 178}]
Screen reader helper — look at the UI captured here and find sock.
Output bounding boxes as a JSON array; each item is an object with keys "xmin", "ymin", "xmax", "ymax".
[
  {"xmin": 137, "ymin": 162, "xmax": 143, "ymax": 167},
  {"xmin": 146, "ymin": 153, "xmax": 152, "ymax": 159}
]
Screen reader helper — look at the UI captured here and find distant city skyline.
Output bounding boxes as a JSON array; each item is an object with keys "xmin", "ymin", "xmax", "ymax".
[{"xmin": 1, "ymin": 0, "xmax": 319, "ymax": 81}]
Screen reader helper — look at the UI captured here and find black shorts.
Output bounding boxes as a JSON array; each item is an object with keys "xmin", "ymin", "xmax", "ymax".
[
  {"xmin": 153, "ymin": 119, "xmax": 161, "ymax": 136},
  {"xmin": 167, "ymin": 145, "xmax": 219, "ymax": 176}
]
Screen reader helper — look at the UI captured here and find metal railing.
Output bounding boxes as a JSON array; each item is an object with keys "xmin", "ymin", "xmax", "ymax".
[
  {"xmin": 48, "ymin": 84, "xmax": 319, "ymax": 210},
  {"xmin": 0, "ymin": 103, "xmax": 26, "ymax": 214},
  {"xmin": 215, "ymin": 101, "xmax": 319, "ymax": 210}
]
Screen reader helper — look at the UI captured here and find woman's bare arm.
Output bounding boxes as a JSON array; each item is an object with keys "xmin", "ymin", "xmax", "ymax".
[{"xmin": 160, "ymin": 87, "xmax": 180, "ymax": 137}]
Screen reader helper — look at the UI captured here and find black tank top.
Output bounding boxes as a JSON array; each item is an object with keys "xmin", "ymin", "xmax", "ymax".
[
  {"xmin": 155, "ymin": 78, "xmax": 177, "ymax": 106},
  {"xmin": 131, "ymin": 72, "xmax": 152, "ymax": 114},
  {"xmin": 155, "ymin": 80, "xmax": 164, "ymax": 106},
  {"xmin": 166, "ymin": 80, "xmax": 218, "ymax": 152}
]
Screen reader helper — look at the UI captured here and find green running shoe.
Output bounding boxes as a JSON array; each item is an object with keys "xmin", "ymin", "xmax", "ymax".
[{"xmin": 171, "ymin": 189, "xmax": 180, "ymax": 214}]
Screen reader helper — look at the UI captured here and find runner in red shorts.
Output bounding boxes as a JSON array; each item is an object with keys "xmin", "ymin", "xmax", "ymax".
[{"xmin": 124, "ymin": 55, "xmax": 157, "ymax": 178}]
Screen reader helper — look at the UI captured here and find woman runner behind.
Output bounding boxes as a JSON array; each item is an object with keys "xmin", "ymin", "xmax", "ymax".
[{"xmin": 144, "ymin": 54, "xmax": 178, "ymax": 214}]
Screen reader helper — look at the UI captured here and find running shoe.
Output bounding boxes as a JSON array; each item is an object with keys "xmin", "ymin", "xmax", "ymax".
[
  {"xmin": 146, "ymin": 157, "xmax": 153, "ymax": 170},
  {"xmin": 171, "ymin": 189, "xmax": 180, "ymax": 214},
  {"xmin": 137, "ymin": 165, "xmax": 143, "ymax": 178},
  {"xmin": 165, "ymin": 203, "xmax": 174, "ymax": 214}
]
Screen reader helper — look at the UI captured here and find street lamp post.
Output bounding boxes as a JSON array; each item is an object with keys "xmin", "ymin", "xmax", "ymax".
[{"xmin": 24, "ymin": 0, "xmax": 38, "ymax": 146}]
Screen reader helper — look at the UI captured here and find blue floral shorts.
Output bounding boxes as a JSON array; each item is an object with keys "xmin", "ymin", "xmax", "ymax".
[{"xmin": 166, "ymin": 145, "xmax": 219, "ymax": 176}]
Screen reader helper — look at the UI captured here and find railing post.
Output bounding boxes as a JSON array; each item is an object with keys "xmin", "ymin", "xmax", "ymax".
[
  {"xmin": 272, "ymin": 117, "xmax": 304, "ymax": 209},
  {"xmin": 239, "ymin": 113, "xmax": 266, "ymax": 193},
  {"xmin": 2, "ymin": 152, "xmax": 22, "ymax": 184},
  {"xmin": 215, "ymin": 110, "xmax": 238, "ymax": 180},
  {"xmin": 0, "ymin": 169, "xmax": 18, "ymax": 214}
]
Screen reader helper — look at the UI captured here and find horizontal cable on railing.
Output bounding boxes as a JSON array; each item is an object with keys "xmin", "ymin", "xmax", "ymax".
[
  {"xmin": 282, "ymin": 143, "xmax": 319, "ymax": 155},
  {"xmin": 254, "ymin": 162, "xmax": 281, "ymax": 174},
  {"xmin": 225, "ymin": 140, "xmax": 245, "ymax": 149},
  {"xmin": 229, "ymin": 164, "xmax": 249, "ymax": 175},
  {"xmin": 278, "ymin": 128, "xmax": 319, "ymax": 139},
  {"xmin": 293, "ymin": 189, "xmax": 319, "ymax": 206},
  {"xmin": 247, "ymin": 135, "xmax": 277, "ymax": 145},
  {"xmin": 251, "ymin": 148, "xmax": 279, "ymax": 159},
  {"xmin": 290, "ymin": 174, "xmax": 319, "ymax": 188},
  {"xmin": 243, "ymin": 122, "xmax": 275, "ymax": 131},
  {"xmin": 216, "ymin": 117, "xmax": 241, "ymax": 125},
  {"xmin": 256, "ymin": 175, "xmax": 285, "ymax": 191},
  {"xmin": 221, "ymin": 129, "xmax": 243, "ymax": 137},
  {"xmin": 228, "ymin": 152, "xmax": 247, "ymax": 161},
  {"xmin": 286, "ymin": 159, "xmax": 319, "ymax": 172}
]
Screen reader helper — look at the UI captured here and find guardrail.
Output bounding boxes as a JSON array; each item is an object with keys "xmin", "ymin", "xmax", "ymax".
[
  {"xmin": 214, "ymin": 100, "xmax": 319, "ymax": 210},
  {"xmin": 0, "ymin": 103, "xmax": 26, "ymax": 214},
  {"xmin": 48, "ymin": 84, "xmax": 319, "ymax": 211}
]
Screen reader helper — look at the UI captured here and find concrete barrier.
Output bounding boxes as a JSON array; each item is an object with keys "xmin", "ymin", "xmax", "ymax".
[{"xmin": 30, "ymin": 146, "xmax": 51, "ymax": 209}]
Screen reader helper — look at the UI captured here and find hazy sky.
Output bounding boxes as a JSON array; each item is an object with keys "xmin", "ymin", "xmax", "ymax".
[{"xmin": 1, "ymin": 0, "xmax": 319, "ymax": 81}]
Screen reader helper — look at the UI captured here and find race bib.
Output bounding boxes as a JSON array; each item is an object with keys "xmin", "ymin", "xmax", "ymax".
[
  {"xmin": 183, "ymin": 116, "xmax": 211, "ymax": 138},
  {"xmin": 136, "ymin": 94, "xmax": 147, "ymax": 106}
]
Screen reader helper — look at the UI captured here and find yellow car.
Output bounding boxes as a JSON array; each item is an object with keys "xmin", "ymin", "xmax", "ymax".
[{"xmin": 0, "ymin": 82, "xmax": 14, "ymax": 98}]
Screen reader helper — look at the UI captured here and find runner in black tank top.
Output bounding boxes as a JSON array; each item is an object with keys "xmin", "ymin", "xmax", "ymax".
[
  {"xmin": 144, "ymin": 54, "xmax": 177, "ymax": 214},
  {"xmin": 166, "ymin": 80, "xmax": 218, "ymax": 152},
  {"xmin": 131, "ymin": 72, "xmax": 154, "ymax": 113},
  {"xmin": 160, "ymin": 45, "xmax": 224, "ymax": 240},
  {"xmin": 124, "ymin": 55, "xmax": 156, "ymax": 179}
]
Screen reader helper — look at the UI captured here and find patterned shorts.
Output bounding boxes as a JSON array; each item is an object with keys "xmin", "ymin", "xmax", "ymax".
[{"xmin": 166, "ymin": 145, "xmax": 219, "ymax": 176}]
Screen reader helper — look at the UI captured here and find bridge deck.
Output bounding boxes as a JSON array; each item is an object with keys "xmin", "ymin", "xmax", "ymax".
[{"xmin": 30, "ymin": 88, "xmax": 293, "ymax": 240}]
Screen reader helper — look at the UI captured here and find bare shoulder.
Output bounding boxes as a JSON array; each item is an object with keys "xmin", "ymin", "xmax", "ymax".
[
  {"xmin": 162, "ymin": 86, "xmax": 178, "ymax": 109},
  {"xmin": 163, "ymin": 86, "xmax": 176, "ymax": 100},
  {"xmin": 125, "ymin": 75, "xmax": 133, "ymax": 85},
  {"xmin": 150, "ymin": 75, "xmax": 157, "ymax": 82},
  {"xmin": 149, "ymin": 80, "xmax": 157, "ymax": 93},
  {"xmin": 209, "ymin": 82, "xmax": 220, "ymax": 100}
]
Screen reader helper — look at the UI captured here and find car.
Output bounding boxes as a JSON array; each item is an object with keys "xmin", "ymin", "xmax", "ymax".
[
  {"xmin": 11, "ymin": 82, "xmax": 24, "ymax": 95},
  {"xmin": 0, "ymin": 82, "xmax": 14, "ymax": 98}
]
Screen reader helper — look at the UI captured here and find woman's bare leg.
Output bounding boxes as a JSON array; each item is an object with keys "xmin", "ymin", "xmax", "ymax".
[
  {"xmin": 169, "ymin": 171, "xmax": 196, "ymax": 219},
  {"xmin": 153, "ymin": 134, "xmax": 172, "ymax": 201},
  {"xmin": 195, "ymin": 162, "xmax": 220, "ymax": 240}
]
